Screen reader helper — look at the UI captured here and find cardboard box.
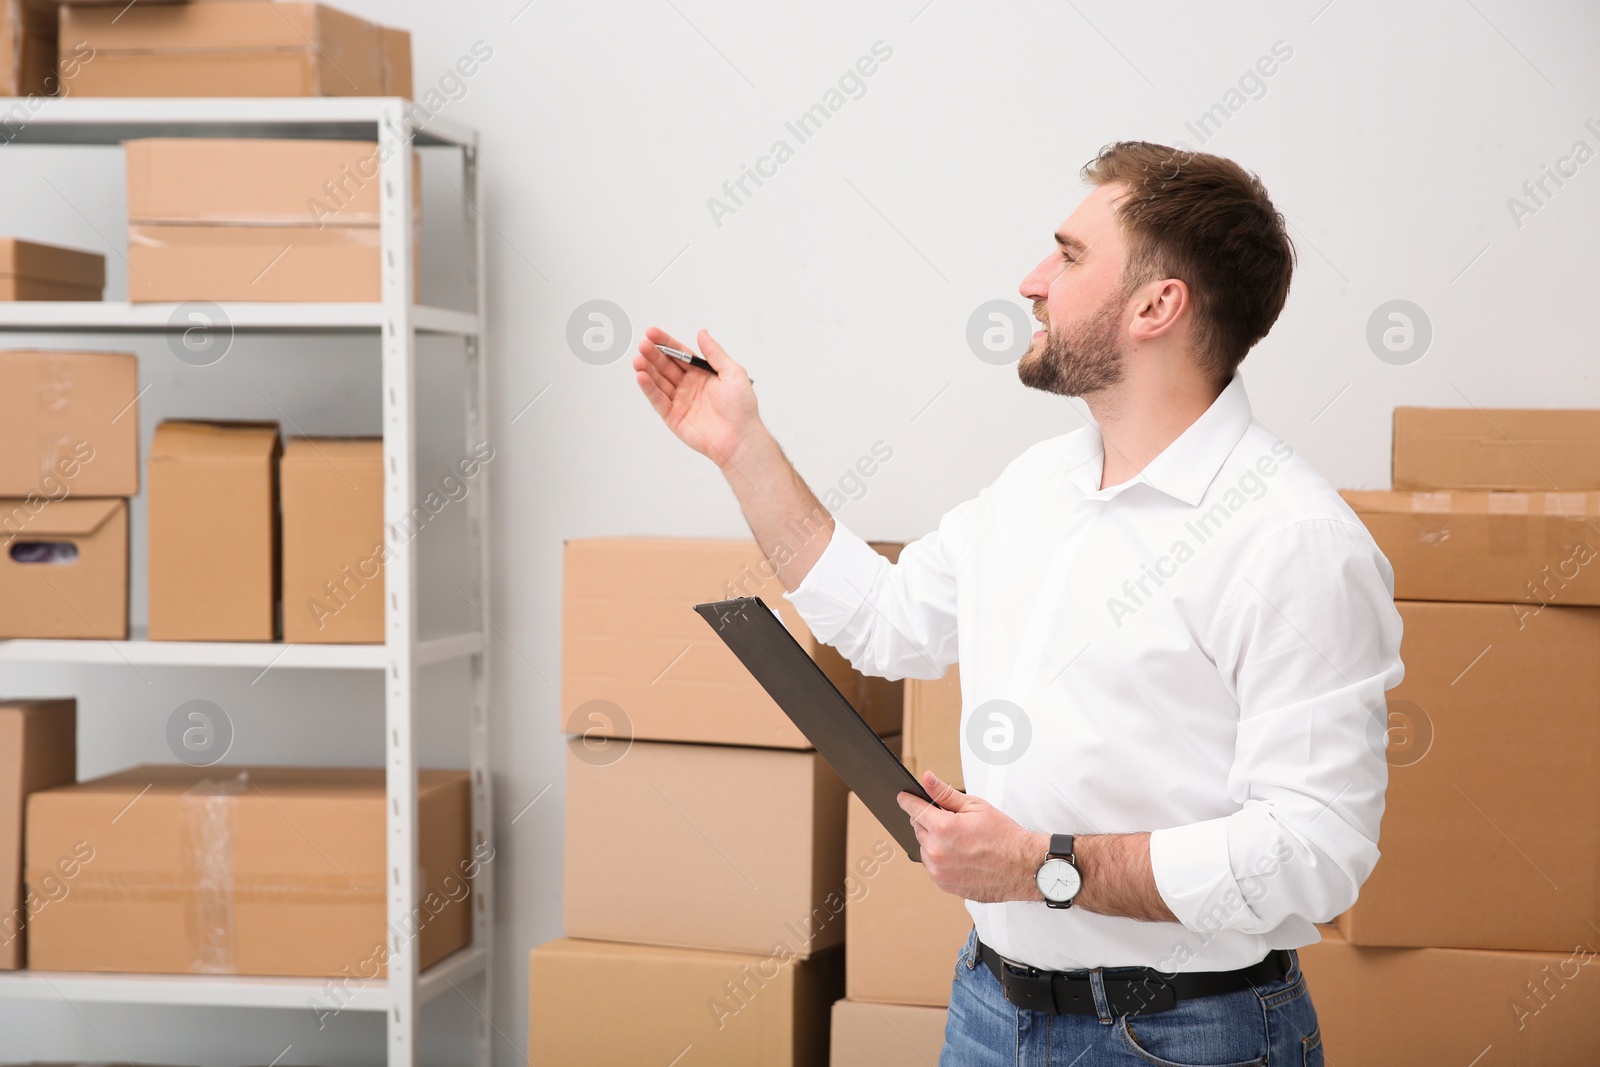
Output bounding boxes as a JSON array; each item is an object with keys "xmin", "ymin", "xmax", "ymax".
[
  {"xmin": 379, "ymin": 26, "xmax": 411, "ymax": 98},
  {"xmin": 26, "ymin": 764, "xmax": 472, "ymax": 977},
  {"xmin": 1302, "ymin": 923, "xmax": 1600, "ymax": 1066},
  {"xmin": 127, "ymin": 139, "xmax": 388, "ymax": 227},
  {"xmin": 830, "ymin": 999, "xmax": 948, "ymax": 1067},
  {"xmin": 564, "ymin": 737, "xmax": 851, "ymax": 957},
  {"xmin": 125, "ymin": 139, "xmax": 420, "ymax": 303},
  {"xmin": 1393, "ymin": 407, "xmax": 1600, "ymax": 491},
  {"xmin": 529, "ymin": 938, "xmax": 842, "ymax": 1067},
  {"xmin": 1340, "ymin": 601, "xmax": 1600, "ymax": 952},
  {"xmin": 281, "ymin": 437, "xmax": 384, "ymax": 644},
  {"xmin": 0, "ymin": 349, "xmax": 139, "ymax": 498},
  {"xmin": 0, "ymin": 238, "xmax": 105, "ymax": 300},
  {"xmin": 62, "ymin": 1, "xmax": 399, "ymax": 97},
  {"xmin": 0, "ymin": 497, "xmax": 127, "ymax": 639},
  {"xmin": 1, "ymin": 0, "xmax": 56, "ymax": 97},
  {"xmin": 0, "ymin": 699, "xmax": 75, "ymax": 969},
  {"xmin": 129, "ymin": 224, "xmax": 396, "ymax": 303},
  {"xmin": 147, "ymin": 420, "xmax": 280, "ymax": 642},
  {"xmin": 904, "ymin": 665, "xmax": 962, "ymax": 790},
  {"xmin": 844, "ymin": 793, "xmax": 970, "ymax": 1007},
  {"xmin": 561, "ymin": 538, "xmax": 904, "ymax": 748},
  {"xmin": 1343, "ymin": 489, "xmax": 1600, "ymax": 607},
  {"xmin": 124, "ymin": 137, "xmax": 419, "ymax": 303}
]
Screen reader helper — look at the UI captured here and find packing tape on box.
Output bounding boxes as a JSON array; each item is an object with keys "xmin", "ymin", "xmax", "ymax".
[
  {"xmin": 1486, "ymin": 493, "xmax": 1531, "ymax": 515},
  {"xmin": 182, "ymin": 771, "xmax": 250, "ymax": 974},
  {"xmin": 1407, "ymin": 491, "xmax": 1454, "ymax": 514},
  {"xmin": 1402, "ymin": 491, "xmax": 1600, "ymax": 515},
  {"xmin": 1400, "ymin": 490, "xmax": 1600, "ymax": 558},
  {"xmin": 1547, "ymin": 492, "xmax": 1597, "ymax": 517}
]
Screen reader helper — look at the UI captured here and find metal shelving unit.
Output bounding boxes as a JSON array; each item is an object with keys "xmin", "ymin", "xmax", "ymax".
[{"xmin": 0, "ymin": 97, "xmax": 493, "ymax": 1067}]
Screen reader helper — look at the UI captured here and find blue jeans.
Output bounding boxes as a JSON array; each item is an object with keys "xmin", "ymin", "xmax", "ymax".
[{"xmin": 941, "ymin": 928, "xmax": 1324, "ymax": 1066}]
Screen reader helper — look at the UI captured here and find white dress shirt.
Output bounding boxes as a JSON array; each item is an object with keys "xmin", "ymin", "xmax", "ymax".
[{"xmin": 784, "ymin": 374, "xmax": 1405, "ymax": 972}]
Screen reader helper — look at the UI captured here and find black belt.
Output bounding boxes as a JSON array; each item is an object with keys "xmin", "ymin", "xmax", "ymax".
[{"xmin": 976, "ymin": 939, "xmax": 1292, "ymax": 1017}]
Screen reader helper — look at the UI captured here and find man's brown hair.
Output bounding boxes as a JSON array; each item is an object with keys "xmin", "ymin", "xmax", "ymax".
[{"xmin": 1082, "ymin": 141, "xmax": 1295, "ymax": 382}]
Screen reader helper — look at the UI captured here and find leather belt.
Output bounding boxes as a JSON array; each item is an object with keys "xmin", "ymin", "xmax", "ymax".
[{"xmin": 976, "ymin": 940, "xmax": 1292, "ymax": 1017}]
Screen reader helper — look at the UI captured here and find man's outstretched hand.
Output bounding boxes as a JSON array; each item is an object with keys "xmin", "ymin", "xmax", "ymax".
[
  {"xmin": 897, "ymin": 770, "xmax": 1047, "ymax": 904},
  {"xmin": 633, "ymin": 326, "xmax": 762, "ymax": 473},
  {"xmin": 631, "ymin": 325, "xmax": 837, "ymax": 592}
]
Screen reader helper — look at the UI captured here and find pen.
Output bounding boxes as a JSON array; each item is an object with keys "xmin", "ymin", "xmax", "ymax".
[
  {"xmin": 655, "ymin": 343, "xmax": 753, "ymax": 384},
  {"xmin": 654, "ymin": 343, "xmax": 717, "ymax": 375}
]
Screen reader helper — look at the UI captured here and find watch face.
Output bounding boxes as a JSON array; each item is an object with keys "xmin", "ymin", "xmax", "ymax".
[{"xmin": 1036, "ymin": 857, "xmax": 1081, "ymax": 903}]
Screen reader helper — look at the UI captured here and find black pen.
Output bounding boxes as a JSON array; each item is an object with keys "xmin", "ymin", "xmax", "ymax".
[{"xmin": 655, "ymin": 343, "xmax": 753, "ymax": 384}]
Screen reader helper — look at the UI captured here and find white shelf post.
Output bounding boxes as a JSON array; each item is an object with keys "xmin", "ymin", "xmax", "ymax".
[
  {"xmin": 463, "ymin": 137, "xmax": 496, "ymax": 1067},
  {"xmin": 380, "ymin": 101, "xmax": 421, "ymax": 1065}
]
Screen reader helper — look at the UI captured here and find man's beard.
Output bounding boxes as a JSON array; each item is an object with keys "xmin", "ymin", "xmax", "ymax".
[{"xmin": 1017, "ymin": 292, "xmax": 1125, "ymax": 398}]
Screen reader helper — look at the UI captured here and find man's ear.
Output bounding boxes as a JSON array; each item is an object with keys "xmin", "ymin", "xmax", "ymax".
[{"xmin": 1129, "ymin": 278, "xmax": 1189, "ymax": 342}]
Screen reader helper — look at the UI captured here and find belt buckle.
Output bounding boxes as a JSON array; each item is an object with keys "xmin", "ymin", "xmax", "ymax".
[
  {"xmin": 998, "ymin": 960, "xmax": 1057, "ymax": 1013},
  {"xmin": 1108, "ymin": 975, "xmax": 1177, "ymax": 1016}
]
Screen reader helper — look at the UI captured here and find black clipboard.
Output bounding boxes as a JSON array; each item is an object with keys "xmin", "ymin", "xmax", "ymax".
[{"xmin": 693, "ymin": 595, "xmax": 935, "ymax": 862}]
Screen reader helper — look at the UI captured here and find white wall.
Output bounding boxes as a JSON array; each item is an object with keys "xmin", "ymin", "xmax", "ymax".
[{"xmin": 2, "ymin": 0, "xmax": 1598, "ymax": 1063}]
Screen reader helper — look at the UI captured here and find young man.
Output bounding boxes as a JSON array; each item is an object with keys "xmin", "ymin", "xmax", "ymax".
[{"xmin": 634, "ymin": 141, "xmax": 1401, "ymax": 1065}]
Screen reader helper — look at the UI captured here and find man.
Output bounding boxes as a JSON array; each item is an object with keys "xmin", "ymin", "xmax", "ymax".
[{"xmin": 634, "ymin": 141, "xmax": 1402, "ymax": 1065}]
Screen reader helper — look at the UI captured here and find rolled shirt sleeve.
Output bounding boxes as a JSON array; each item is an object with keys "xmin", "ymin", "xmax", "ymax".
[
  {"xmin": 783, "ymin": 495, "xmax": 982, "ymax": 683},
  {"xmin": 1149, "ymin": 518, "xmax": 1405, "ymax": 937}
]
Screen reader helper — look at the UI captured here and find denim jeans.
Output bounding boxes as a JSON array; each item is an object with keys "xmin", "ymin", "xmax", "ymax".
[{"xmin": 940, "ymin": 927, "xmax": 1324, "ymax": 1066}]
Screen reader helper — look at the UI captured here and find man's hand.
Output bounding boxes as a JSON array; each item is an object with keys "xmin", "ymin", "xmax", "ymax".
[
  {"xmin": 633, "ymin": 325, "xmax": 837, "ymax": 592},
  {"xmin": 896, "ymin": 770, "xmax": 1047, "ymax": 904},
  {"xmin": 633, "ymin": 326, "xmax": 763, "ymax": 473},
  {"xmin": 897, "ymin": 771, "xmax": 1180, "ymax": 922}
]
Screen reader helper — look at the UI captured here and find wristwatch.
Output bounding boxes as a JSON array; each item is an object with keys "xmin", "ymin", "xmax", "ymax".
[{"xmin": 1035, "ymin": 833, "xmax": 1082, "ymax": 909}]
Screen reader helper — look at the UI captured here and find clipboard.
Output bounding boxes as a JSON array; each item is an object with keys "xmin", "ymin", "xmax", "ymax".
[{"xmin": 693, "ymin": 595, "xmax": 936, "ymax": 862}]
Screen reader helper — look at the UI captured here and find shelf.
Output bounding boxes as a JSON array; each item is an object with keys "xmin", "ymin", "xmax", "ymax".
[
  {"xmin": 0, "ymin": 632, "xmax": 483, "ymax": 669},
  {"xmin": 0, "ymin": 945, "xmax": 487, "ymax": 1011},
  {"xmin": 0, "ymin": 91, "xmax": 495, "ymax": 1065},
  {"xmin": 0, "ymin": 96, "xmax": 476, "ymax": 148},
  {"xmin": 0, "ymin": 301, "xmax": 478, "ymax": 336}
]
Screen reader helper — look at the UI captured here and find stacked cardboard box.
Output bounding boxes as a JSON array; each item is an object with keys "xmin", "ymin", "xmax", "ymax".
[
  {"xmin": 0, "ymin": 0, "xmax": 55, "ymax": 97},
  {"xmin": 1389, "ymin": 407, "xmax": 1600, "ymax": 492},
  {"xmin": 60, "ymin": 1, "xmax": 412, "ymax": 98},
  {"xmin": 827, "ymin": 792, "xmax": 966, "ymax": 1064},
  {"xmin": 147, "ymin": 420, "xmax": 281, "ymax": 641},
  {"xmin": 842, "ymin": 792, "xmax": 971, "ymax": 1006},
  {"xmin": 146, "ymin": 422, "xmax": 388, "ymax": 645},
  {"xmin": 280, "ymin": 437, "xmax": 385, "ymax": 644},
  {"xmin": 0, "ymin": 238, "xmax": 104, "ymax": 301},
  {"xmin": 1329, "ymin": 601, "xmax": 1600, "ymax": 953},
  {"xmin": 0, "ymin": 698, "xmax": 75, "ymax": 969},
  {"xmin": 530, "ymin": 938, "xmax": 842, "ymax": 1067},
  {"xmin": 559, "ymin": 538, "xmax": 904, "ymax": 747},
  {"xmin": 901, "ymin": 664, "xmax": 963, "ymax": 790},
  {"xmin": 0, "ymin": 349, "xmax": 139, "ymax": 639},
  {"xmin": 1312, "ymin": 407, "xmax": 1600, "ymax": 1062},
  {"xmin": 25, "ymin": 764, "xmax": 472, "ymax": 976},
  {"xmin": 563, "ymin": 737, "xmax": 852, "ymax": 957},
  {"xmin": 1302, "ymin": 923, "xmax": 1600, "ymax": 1065},
  {"xmin": 126, "ymin": 138, "xmax": 419, "ymax": 303},
  {"xmin": 824, "ymin": 665, "xmax": 964, "ymax": 1063},
  {"xmin": 831, "ymin": 999, "xmax": 950, "ymax": 1067},
  {"xmin": 531, "ymin": 537, "xmax": 906, "ymax": 1066}
]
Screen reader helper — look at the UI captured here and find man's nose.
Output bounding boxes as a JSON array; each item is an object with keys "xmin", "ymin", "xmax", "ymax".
[{"xmin": 1019, "ymin": 257, "xmax": 1053, "ymax": 299}]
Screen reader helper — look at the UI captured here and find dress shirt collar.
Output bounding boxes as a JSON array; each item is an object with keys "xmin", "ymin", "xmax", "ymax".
[{"xmin": 1063, "ymin": 373, "xmax": 1254, "ymax": 506}]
